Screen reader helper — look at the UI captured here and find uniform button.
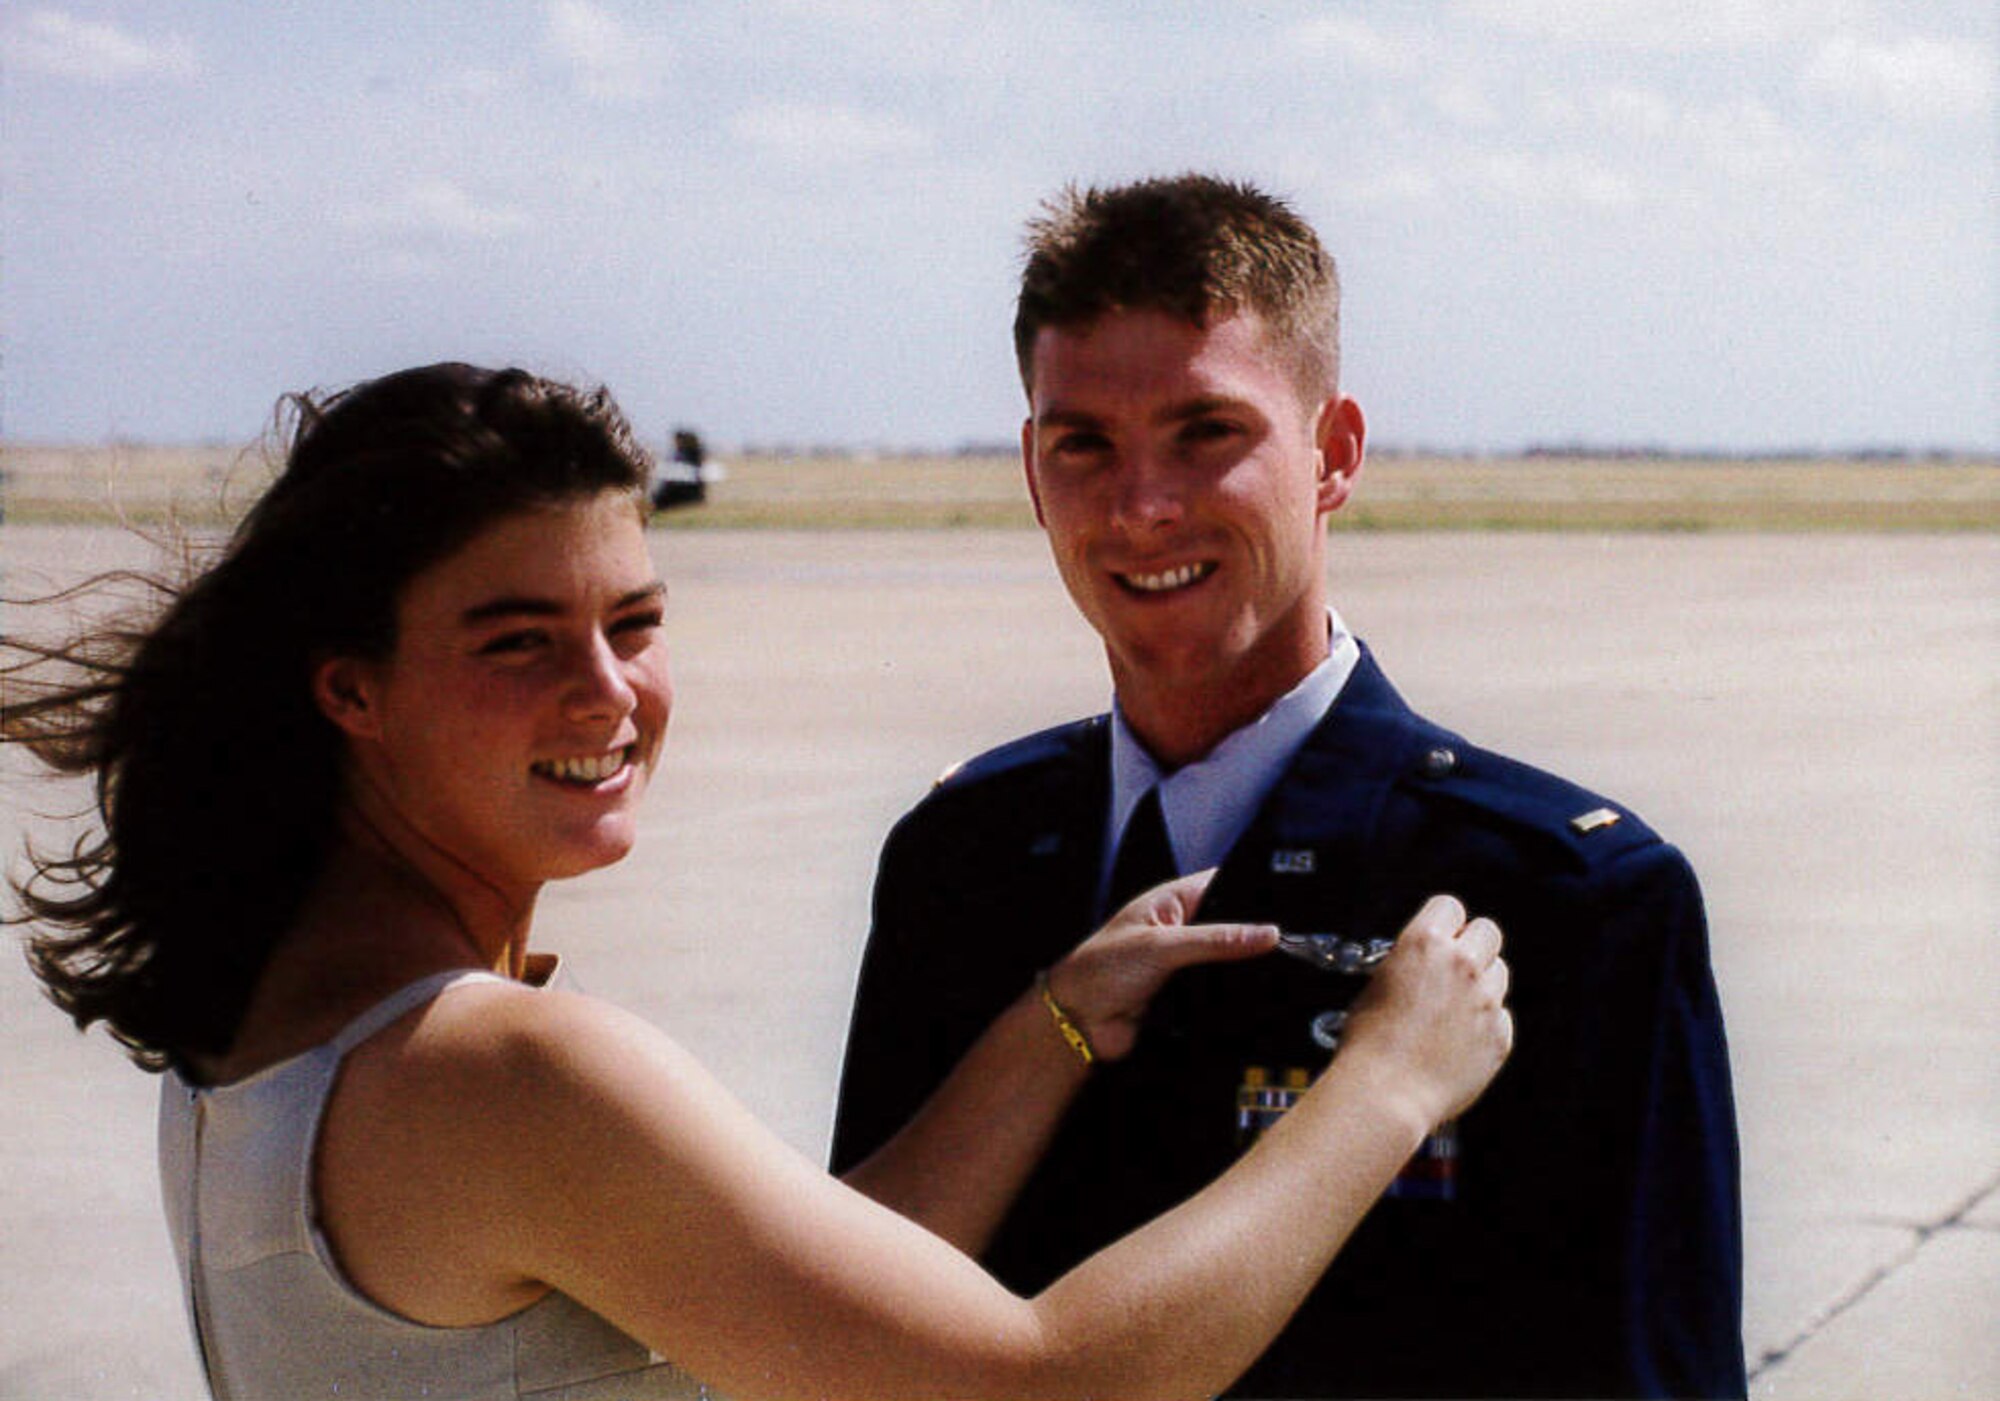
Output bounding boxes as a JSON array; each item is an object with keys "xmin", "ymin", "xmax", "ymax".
[{"xmin": 1420, "ymin": 746, "xmax": 1459, "ymax": 779}]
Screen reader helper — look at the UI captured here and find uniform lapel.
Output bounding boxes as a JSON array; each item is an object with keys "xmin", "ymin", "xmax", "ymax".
[
  {"xmin": 1006, "ymin": 717, "xmax": 1113, "ymax": 971},
  {"xmin": 1131, "ymin": 648, "xmax": 1425, "ymax": 1067},
  {"xmin": 1198, "ymin": 645, "xmax": 1425, "ymax": 933}
]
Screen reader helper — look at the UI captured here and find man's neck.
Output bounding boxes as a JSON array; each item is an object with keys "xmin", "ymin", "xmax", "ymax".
[
  {"xmin": 1112, "ymin": 630, "xmax": 1333, "ymax": 770},
  {"xmin": 1116, "ymin": 691, "xmax": 1261, "ymax": 771},
  {"xmin": 1100, "ymin": 621, "xmax": 1358, "ymax": 892}
]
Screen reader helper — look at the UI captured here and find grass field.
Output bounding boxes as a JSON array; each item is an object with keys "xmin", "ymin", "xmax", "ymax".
[{"xmin": 3, "ymin": 441, "xmax": 1995, "ymax": 531}]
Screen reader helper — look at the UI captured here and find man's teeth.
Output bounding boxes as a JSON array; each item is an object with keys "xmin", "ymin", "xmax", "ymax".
[
  {"xmin": 535, "ymin": 749, "xmax": 629, "ymax": 783},
  {"xmin": 1123, "ymin": 562, "xmax": 1213, "ymax": 593}
]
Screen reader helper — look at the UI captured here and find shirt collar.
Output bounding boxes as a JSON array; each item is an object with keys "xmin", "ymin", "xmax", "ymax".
[{"xmin": 1105, "ymin": 608, "xmax": 1360, "ymax": 886}]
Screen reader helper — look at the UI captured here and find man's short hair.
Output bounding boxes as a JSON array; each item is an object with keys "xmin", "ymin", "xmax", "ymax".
[{"xmin": 1013, "ymin": 173, "xmax": 1341, "ymax": 402}]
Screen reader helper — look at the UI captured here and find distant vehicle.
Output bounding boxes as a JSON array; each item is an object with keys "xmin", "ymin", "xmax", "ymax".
[{"xmin": 650, "ymin": 428, "xmax": 722, "ymax": 511}]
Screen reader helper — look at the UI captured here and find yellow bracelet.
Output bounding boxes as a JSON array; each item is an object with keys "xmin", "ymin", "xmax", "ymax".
[{"xmin": 1035, "ymin": 970, "xmax": 1096, "ymax": 1066}]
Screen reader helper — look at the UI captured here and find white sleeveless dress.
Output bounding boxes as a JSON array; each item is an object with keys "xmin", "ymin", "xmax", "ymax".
[{"xmin": 158, "ymin": 967, "xmax": 716, "ymax": 1400}]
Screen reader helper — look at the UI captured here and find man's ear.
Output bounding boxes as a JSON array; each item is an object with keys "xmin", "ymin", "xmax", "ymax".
[
  {"xmin": 1020, "ymin": 415, "xmax": 1048, "ymax": 528},
  {"xmin": 311, "ymin": 655, "xmax": 383, "ymax": 740},
  {"xmin": 1314, "ymin": 395, "xmax": 1366, "ymax": 516}
]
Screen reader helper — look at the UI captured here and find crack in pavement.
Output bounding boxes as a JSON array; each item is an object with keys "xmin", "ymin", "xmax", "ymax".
[{"xmin": 1749, "ymin": 1170, "xmax": 2000, "ymax": 1382}]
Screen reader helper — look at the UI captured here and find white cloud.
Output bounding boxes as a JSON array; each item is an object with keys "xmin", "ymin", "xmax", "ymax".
[
  {"xmin": 434, "ymin": 67, "xmax": 509, "ymax": 99},
  {"xmin": 1801, "ymin": 33, "xmax": 1996, "ymax": 122},
  {"xmin": 1584, "ymin": 85, "xmax": 1680, "ymax": 138},
  {"xmin": 729, "ymin": 103, "xmax": 930, "ymax": 162},
  {"xmin": 1290, "ymin": 14, "xmax": 1404, "ymax": 70},
  {"xmin": 1679, "ymin": 98, "xmax": 1816, "ymax": 185},
  {"xmin": 544, "ymin": 0, "xmax": 669, "ymax": 103},
  {"xmin": 1526, "ymin": 84, "xmax": 1819, "ymax": 195},
  {"xmin": 1527, "ymin": 81, "xmax": 1682, "ymax": 138},
  {"xmin": 341, "ymin": 180, "xmax": 528, "ymax": 241},
  {"xmin": 770, "ymin": 0, "xmax": 903, "ymax": 21},
  {"xmin": 1468, "ymin": 151, "xmax": 1645, "ymax": 208},
  {"xmin": 1456, "ymin": 0, "xmax": 1868, "ymax": 51},
  {"xmin": 1321, "ymin": 164, "xmax": 1445, "ymax": 208},
  {"xmin": 3, "ymin": 8, "xmax": 198, "ymax": 83},
  {"xmin": 359, "ymin": 248, "xmax": 446, "ymax": 281},
  {"xmin": 1429, "ymin": 78, "xmax": 1502, "ymax": 128}
]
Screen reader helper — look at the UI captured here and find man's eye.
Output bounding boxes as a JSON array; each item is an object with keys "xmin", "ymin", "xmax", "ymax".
[
  {"xmin": 1181, "ymin": 418, "xmax": 1238, "ymax": 444},
  {"xmin": 1052, "ymin": 431, "xmax": 1109, "ymax": 456}
]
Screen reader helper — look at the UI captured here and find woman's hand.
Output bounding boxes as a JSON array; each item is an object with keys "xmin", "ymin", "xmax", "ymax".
[
  {"xmin": 1043, "ymin": 870, "xmax": 1280, "ymax": 1062},
  {"xmin": 1337, "ymin": 894, "xmax": 1513, "ymax": 1131},
  {"xmin": 843, "ymin": 871, "xmax": 1272, "ymax": 1255}
]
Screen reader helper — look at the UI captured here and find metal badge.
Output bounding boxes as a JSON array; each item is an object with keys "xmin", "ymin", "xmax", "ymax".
[
  {"xmin": 1309, "ymin": 1009, "xmax": 1350, "ymax": 1051},
  {"xmin": 1570, "ymin": 806, "xmax": 1622, "ymax": 834},
  {"xmin": 1275, "ymin": 931, "xmax": 1396, "ymax": 975},
  {"xmin": 1269, "ymin": 932, "xmax": 1464, "ymax": 1199}
]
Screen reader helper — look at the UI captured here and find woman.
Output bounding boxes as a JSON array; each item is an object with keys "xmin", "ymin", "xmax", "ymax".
[{"xmin": 4, "ymin": 363, "xmax": 1511, "ymax": 1400}]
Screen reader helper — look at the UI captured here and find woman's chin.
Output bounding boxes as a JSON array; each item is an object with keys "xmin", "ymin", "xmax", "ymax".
[{"xmin": 539, "ymin": 822, "xmax": 641, "ymax": 881}]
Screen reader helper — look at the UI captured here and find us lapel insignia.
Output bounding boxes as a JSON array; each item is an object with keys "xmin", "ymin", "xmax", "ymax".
[
  {"xmin": 1028, "ymin": 832, "xmax": 1062, "ymax": 857},
  {"xmin": 1270, "ymin": 848, "xmax": 1316, "ymax": 875},
  {"xmin": 1569, "ymin": 806, "xmax": 1622, "ymax": 835}
]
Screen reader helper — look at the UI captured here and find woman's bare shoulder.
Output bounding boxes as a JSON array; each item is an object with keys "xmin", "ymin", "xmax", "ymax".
[
  {"xmin": 339, "ymin": 976, "xmax": 696, "ymax": 1131},
  {"xmin": 315, "ymin": 976, "xmax": 707, "ymax": 1325}
]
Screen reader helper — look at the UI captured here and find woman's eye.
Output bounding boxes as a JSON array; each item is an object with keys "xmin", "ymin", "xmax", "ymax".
[
  {"xmin": 476, "ymin": 630, "xmax": 547, "ymax": 658},
  {"xmin": 614, "ymin": 611, "xmax": 663, "ymax": 636},
  {"xmin": 610, "ymin": 610, "xmax": 665, "ymax": 654}
]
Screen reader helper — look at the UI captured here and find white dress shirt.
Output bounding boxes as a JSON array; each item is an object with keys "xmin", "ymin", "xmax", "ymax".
[{"xmin": 1100, "ymin": 609, "xmax": 1361, "ymax": 906}]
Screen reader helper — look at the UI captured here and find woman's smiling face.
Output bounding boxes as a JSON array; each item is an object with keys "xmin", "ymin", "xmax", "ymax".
[{"xmin": 324, "ymin": 490, "xmax": 671, "ymax": 896}]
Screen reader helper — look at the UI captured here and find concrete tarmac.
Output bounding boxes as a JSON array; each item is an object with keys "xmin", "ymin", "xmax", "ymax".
[{"xmin": 2, "ymin": 526, "xmax": 1994, "ymax": 1399}]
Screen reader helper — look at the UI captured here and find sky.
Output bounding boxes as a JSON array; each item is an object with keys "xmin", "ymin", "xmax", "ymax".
[{"xmin": 2, "ymin": 1, "xmax": 1994, "ymax": 455}]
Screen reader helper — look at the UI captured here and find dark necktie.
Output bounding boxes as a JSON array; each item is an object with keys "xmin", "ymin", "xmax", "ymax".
[{"xmin": 1103, "ymin": 785, "xmax": 1178, "ymax": 916}]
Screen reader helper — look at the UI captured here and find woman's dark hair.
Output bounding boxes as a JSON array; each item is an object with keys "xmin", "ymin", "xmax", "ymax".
[{"xmin": 2, "ymin": 363, "xmax": 654, "ymax": 1070}]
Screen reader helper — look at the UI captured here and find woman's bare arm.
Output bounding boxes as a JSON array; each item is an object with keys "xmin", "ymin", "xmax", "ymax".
[
  {"xmin": 842, "ymin": 871, "xmax": 1277, "ymax": 1255},
  {"xmin": 317, "ymin": 896, "xmax": 1507, "ymax": 1401}
]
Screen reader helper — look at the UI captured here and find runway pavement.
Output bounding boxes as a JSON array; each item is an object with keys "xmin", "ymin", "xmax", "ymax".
[{"xmin": 2, "ymin": 525, "xmax": 1994, "ymax": 1399}]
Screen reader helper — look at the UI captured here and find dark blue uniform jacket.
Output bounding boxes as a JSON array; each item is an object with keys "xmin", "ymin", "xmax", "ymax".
[{"xmin": 832, "ymin": 648, "xmax": 1745, "ymax": 1398}]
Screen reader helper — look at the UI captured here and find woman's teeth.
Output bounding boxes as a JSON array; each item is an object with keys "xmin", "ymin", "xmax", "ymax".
[
  {"xmin": 533, "ymin": 749, "xmax": 630, "ymax": 784},
  {"xmin": 1123, "ymin": 562, "xmax": 1214, "ymax": 593}
]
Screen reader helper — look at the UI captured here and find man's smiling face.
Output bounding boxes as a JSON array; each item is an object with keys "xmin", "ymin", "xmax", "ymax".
[{"xmin": 1022, "ymin": 307, "xmax": 1362, "ymax": 761}]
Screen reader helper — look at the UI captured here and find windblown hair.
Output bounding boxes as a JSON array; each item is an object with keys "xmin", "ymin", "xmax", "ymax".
[
  {"xmin": 3, "ymin": 363, "xmax": 653, "ymax": 1070},
  {"xmin": 1013, "ymin": 173, "xmax": 1342, "ymax": 402}
]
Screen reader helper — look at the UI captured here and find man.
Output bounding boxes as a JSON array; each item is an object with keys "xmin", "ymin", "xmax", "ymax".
[{"xmin": 832, "ymin": 175, "xmax": 1744, "ymax": 1398}]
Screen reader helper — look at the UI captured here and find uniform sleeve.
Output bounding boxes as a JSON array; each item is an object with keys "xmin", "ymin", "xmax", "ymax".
[
  {"xmin": 1597, "ymin": 844, "xmax": 1747, "ymax": 1399},
  {"xmin": 829, "ymin": 807, "xmax": 991, "ymax": 1175}
]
